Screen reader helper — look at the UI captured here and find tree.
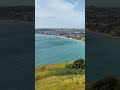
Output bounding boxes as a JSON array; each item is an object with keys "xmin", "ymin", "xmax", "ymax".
[
  {"xmin": 73, "ymin": 59, "xmax": 85, "ymax": 69},
  {"xmin": 65, "ymin": 59, "xmax": 85, "ymax": 69}
]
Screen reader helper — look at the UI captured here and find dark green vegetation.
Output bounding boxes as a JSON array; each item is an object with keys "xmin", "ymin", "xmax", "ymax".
[
  {"xmin": 65, "ymin": 59, "xmax": 85, "ymax": 69},
  {"xmin": 86, "ymin": 77, "xmax": 120, "ymax": 90},
  {"xmin": 113, "ymin": 29, "xmax": 120, "ymax": 37},
  {"xmin": 48, "ymin": 59, "xmax": 85, "ymax": 76},
  {"xmin": 36, "ymin": 59, "xmax": 85, "ymax": 81},
  {"xmin": 35, "ymin": 59, "xmax": 85, "ymax": 90}
]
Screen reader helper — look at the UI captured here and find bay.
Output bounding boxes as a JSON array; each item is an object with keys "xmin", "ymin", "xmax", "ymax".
[
  {"xmin": 35, "ymin": 34, "xmax": 85, "ymax": 66},
  {"xmin": 86, "ymin": 31, "xmax": 120, "ymax": 83}
]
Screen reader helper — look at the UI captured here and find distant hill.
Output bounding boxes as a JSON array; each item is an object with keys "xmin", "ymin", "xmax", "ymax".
[
  {"xmin": 0, "ymin": 6, "xmax": 34, "ymax": 21},
  {"xmin": 86, "ymin": 6, "xmax": 120, "ymax": 37},
  {"xmin": 35, "ymin": 28, "xmax": 85, "ymax": 31}
]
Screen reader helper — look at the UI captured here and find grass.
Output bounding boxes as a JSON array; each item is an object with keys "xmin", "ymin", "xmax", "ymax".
[
  {"xmin": 35, "ymin": 61, "xmax": 85, "ymax": 90},
  {"xmin": 36, "ymin": 75, "xmax": 85, "ymax": 90}
]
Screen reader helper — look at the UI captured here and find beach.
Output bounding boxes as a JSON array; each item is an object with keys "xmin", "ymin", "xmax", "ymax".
[{"xmin": 56, "ymin": 35, "xmax": 85, "ymax": 43}]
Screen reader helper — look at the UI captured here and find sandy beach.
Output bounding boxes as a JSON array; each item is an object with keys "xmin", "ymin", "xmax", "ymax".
[
  {"xmin": 59, "ymin": 36, "xmax": 84, "ymax": 43},
  {"xmin": 36, "ymin": 34, "xmax": 85, "ymax": 43}
]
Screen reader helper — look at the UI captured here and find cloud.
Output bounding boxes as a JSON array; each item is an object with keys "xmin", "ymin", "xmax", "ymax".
[{"xmin": 35, "ymin": 0, "xmax": 85, "ymax": 29}]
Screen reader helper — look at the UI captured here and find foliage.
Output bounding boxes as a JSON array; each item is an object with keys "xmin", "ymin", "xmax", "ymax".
[
  {"xmin": 35, "ymin": 59, "xmax": 85, "ymax": 90},
  {"xmin": 48, "ymin": 68, "xmax": 83, "ymax": 76},
  {"xmin": 35, "ymin": 59, "xmax": 85, "ymax": 80},
  {"xmin": 114, "ymin": 30, "xmax": 120, "ymax": 37},
  {"xmin": 65, "ymin": 59, "xmax": 85, "ymax": 69},
  {"xmin": 87, "ymin": 77, "xmax": 120, "ymax": 90}
]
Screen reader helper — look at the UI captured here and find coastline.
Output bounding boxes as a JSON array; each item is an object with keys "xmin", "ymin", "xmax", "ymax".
[
  {"xmin": 35, "ymin": 34, "xmax": 85, "ymax": 66},
  {"xmin": 87, "ymin": 30, "xmax": 120, "ymax": 39},
  {"xmin": 57, "ymin": 35, "xmax": 85, "ymax": 43},
  {"xmin": 35, "ymin": 33, "xmax": 85, "ymax": 43}
]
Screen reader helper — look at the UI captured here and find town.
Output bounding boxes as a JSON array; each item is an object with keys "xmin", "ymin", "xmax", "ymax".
[
  {"xmin": 0, "ymin": 6, "xmax": 34, "ymax": 21},
  {"xmin": 36, "ymin": 28, "xmax": 85, "ymax": 41},
  {"xmin": 86, "ymin": 6, "xmax": 120, "ymax": 37}
]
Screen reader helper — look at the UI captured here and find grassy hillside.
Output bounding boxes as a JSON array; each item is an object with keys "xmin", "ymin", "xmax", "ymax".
[{"xmin": 35, "ymin": 60, "xmax": 85, "ymax": 90}]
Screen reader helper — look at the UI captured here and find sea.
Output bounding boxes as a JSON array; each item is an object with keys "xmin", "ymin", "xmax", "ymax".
[
  {"xmin": 0, "ymin": 21, "xmax": 34, "ymax": 89},
  {"xmin": 86, "ymin": 31, "xmax": 120, "ymax": 83},
  {"xmin": 35, "ymin": 34, "xmax": 85, "ymax": 66}
]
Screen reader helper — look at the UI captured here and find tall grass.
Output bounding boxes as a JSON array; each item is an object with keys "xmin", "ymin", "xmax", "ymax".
[{"xmin": 35, "ymin": 59, "xmax": 85, "ymax": 90}]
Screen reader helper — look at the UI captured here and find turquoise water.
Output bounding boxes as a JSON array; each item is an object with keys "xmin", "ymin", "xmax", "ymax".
[{"xmin": 35, "ymin": 34, "xmax": 85, "ymax": 66}]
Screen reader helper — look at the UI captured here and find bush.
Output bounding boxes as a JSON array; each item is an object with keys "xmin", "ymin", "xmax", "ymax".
[
  {"xmin": 91, "ymin": 77, "xmax": 120, "ymax": 90},
  {"xmin": 65, "ymin": 59, "xmax": 85, "ymax": 69},
  {"xmin": 40, "ymin": 59, "xmax": 85, "ymax": 79},
  {"xmin": 48, "ymin": 68, "xmax": 83, "ymax": 76}
]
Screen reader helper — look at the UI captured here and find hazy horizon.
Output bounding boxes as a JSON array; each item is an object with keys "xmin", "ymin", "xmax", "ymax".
[{"xmin": 35, "ymin": 27, "xmax": 85, "ymax": 29}]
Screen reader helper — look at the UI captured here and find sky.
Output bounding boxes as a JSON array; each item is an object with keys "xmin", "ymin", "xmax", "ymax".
[{"xmin": 35, "ymin": 0, "xmax": 85, "ymax": 29}]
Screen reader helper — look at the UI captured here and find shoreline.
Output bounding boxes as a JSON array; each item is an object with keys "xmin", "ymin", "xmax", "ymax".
[
  {"xmin": 87, "ymin": 30, "xmax": 120, "ymax": 39},
  {"xmin": 35, "ymin": 33, "xmax": 85, "ymax": 43},
  {"xmin": 35, "ymin": 34, "xmax": 85, "ymax": 67},
  {"xmin": 35, "ymin": 57, "xmax": 85, "ymax": 67},
  {"xmin": 57, "ymin": 35, "xmax": 85, "ymax": 43},
  {"xmin": 35, "ymin": 61, "xmax": 72, "ymax": 68}
]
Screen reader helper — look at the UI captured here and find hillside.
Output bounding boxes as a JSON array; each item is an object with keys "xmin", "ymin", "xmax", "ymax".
[{"xmin": 35, "ymin": 60, "xmax": 85, "ymax": 90}]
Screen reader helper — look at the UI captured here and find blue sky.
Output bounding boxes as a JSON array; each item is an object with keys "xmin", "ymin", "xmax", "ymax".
[{"xmin": 35, "ymin": 0, "xmax": 85, "ymax": 29}]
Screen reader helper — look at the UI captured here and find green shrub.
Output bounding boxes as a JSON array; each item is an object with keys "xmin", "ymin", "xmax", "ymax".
[
  {"xmin": 48, "ymin": 68, "xmax": 83, "ymax": 76},
  {"xmin": 65, "ymin": 59, "xmax": 85, "ymax": 69},
  {"xmin": 91, "ymin": 77, "xmax": 120, "ymax": 90},
  {"xmin": 40, "ymin": 59, "xmax": 85, "ymax": 79}
]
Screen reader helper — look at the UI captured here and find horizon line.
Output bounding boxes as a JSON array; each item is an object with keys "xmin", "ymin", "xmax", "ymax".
[{"xmin": 35, "ymin": 28, "xmax": 85, "ymax": 29}]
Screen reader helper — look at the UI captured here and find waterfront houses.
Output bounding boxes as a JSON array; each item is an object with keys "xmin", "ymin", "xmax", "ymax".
[
  {"xmin": 0, "ymin": 6, "xmax": 34, "ymax": 21},
  {"xmin": 86, "ymin": 6, "xmax": 120, "ymax": 36},
  {"xmin": 36, "ymin": 28, "xmax": 85, "ymax": 41}
]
